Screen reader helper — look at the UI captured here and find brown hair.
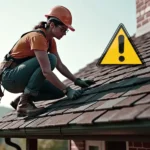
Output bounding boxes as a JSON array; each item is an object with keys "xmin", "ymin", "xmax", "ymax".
[
  {"xmin": 33, "ymin": 17, "xmax": 65, "ymax": 30},
  {"xmin": 33, "ymin": 21, "xmax": 47, "ymax": 30}
]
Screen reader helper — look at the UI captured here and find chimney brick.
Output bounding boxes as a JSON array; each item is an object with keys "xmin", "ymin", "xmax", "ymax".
[{"xmin": 136, "ymin": 0, "xmax": 150, "ymax": 37}]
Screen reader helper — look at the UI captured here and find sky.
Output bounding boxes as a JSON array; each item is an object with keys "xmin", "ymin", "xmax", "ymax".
[{"xmin": 0, "ymin": 0, "xmax": 136, "ymax": 108}]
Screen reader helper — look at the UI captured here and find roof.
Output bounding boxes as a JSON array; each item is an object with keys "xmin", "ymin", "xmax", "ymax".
[{"xmin": 1, "ymin": 32, "xmax": 150, "ymax": 140}]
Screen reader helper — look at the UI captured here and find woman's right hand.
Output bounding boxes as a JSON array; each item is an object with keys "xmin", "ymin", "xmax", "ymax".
[{"xmin": 65, "ymin": 87, "xmax": 84, "ymax": 100}]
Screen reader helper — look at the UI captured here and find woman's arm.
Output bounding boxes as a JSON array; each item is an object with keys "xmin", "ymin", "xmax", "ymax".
[
  {"xmin": 34, "ymin": 50, "xmax": 67, "ymax": 91},
  {"xmin": 53, "ymin": 51, "xmax": 76, "ymax": 82},
  {"xmin": 53, "ymin": 51, "xmax": 96, "ymax": 88}
]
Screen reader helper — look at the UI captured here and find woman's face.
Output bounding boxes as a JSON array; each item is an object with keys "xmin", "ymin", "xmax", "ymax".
[{"xmin": 50, "ymin": 23, "xmax": 68, "ymax": 39}]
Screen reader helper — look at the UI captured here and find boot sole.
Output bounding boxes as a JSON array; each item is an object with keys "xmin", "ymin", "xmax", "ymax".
[
  {"xmin": 26, "ymin": 108, "xmax": 45, "ymax": 118},
  {"xmin": 16, "ymin": 108, "xmax": 45, "ymax": 118},
  {"xmin": 17, "ymin": 112, "xmax": 27, "ymax": 117}
]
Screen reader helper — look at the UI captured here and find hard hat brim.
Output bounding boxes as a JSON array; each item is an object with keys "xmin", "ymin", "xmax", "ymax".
[{"xmin": 66, "ymin": 24, "xmax": 75, "ymax": 32}]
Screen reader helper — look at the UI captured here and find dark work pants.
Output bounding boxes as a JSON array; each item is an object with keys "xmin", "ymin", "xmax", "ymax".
[{"xmin": 2, "ymin": 54, "xmax": 65, "ymax": 101}]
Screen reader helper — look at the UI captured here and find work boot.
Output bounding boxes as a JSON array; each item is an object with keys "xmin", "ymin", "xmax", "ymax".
[
  {"xmin": 10, "ymin": 94, "xmax": 37, "ymax": 110},
  {"xmin": 10, "ymin": 95, "xmax": 21, "ymax": 109},
  {"xmin": 17, "ymin": 94, "xmax": 43, "ymax": 117}
]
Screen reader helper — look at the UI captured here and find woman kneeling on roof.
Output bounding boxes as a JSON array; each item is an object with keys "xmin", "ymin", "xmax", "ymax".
[{"xmin": 0, "ymin": 6, "xmax": 95, "ymax": 117}]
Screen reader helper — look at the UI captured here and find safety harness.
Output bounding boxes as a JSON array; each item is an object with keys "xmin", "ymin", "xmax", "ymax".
[
  {"xmin": 4, "ymin": 29, "xmax": 47, "ymax": 63},
  {"xmin": 0, "ymin": 29, "xmax": 49, "ymax": 99}
]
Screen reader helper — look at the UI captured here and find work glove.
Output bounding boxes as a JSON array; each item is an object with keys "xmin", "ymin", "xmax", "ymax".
[
  {"xmin": 65, "ymin": 86, "xmax": 84, "ymax": 100},
  {"xmin": 74, "ymin": 78, "xmax": 96, "ymax": 88}
]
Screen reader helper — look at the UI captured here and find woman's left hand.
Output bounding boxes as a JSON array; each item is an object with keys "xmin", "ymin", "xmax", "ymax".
[{"xmin": 74, "ymin": 78, "xmax": 95, "ymax": 88}]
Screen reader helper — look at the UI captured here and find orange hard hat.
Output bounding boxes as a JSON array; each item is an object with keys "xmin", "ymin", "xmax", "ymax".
[{"xmin": 45, "ymin": 6, "xmax": 75, "ymax": 31}]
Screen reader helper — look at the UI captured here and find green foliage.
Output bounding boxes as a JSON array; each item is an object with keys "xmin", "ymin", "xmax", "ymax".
[{"xmin": 38, "ymin": 139, "xmax": 68, "ymax": 150}]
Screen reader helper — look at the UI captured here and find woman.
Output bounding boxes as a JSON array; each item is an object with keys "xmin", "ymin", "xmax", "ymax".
[{"xmin": 1, "ymin": 6, "xmax": 95, "ymax": 117}]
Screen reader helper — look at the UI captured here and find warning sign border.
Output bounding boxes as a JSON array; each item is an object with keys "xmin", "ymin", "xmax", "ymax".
[{"xmin": 96, "ymin": 23, "xmax": 144, "ymax": 66}]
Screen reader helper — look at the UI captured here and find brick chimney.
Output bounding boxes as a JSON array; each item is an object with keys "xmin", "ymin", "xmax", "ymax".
[{"xmin": 136, "ymin": 0, "xmax": 150, "ymax": 37}]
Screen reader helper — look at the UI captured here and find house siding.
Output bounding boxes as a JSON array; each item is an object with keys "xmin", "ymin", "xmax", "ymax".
[
  {"xmin": 71, "ymin": 140, "xmax": 85, "ymax": 150},
  {"xmin": 129, "ymin": 142, "xmax": 150, "ymax": 150}
]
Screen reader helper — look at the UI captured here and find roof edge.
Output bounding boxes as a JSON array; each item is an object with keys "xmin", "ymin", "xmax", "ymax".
[{"xmin": 0, "ymin": 121, "xmax": 150, "ymax": 140}]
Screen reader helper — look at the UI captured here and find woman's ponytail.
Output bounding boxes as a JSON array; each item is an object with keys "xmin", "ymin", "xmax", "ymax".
[{"xmin": 33, "ymin": 21, "xmax": 47, "ymax": 29}]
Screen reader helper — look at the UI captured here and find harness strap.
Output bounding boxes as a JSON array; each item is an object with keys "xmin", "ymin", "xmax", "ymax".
[
  {"xmin": 4, "ymin": 29, "xmax": 50, "ymax": 63},
  {"xmin": 0, "ymin": 29, "xmax": 50, "ymax": 100}
]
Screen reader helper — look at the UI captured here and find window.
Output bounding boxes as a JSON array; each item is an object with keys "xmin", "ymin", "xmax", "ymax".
[
  {"xmin": 86, "ymin": 141, "xmax": 127, "ymax": 150},
  {"xmin": 86, "ymin": 141, "xmax": 105, "ymax": 150},
  {"xmin": 105, "ymin": 141, "xmax": 127, "ymax": 150},
  {"xmin": 89, "ymin": 146, "xmax": 99, "ymax": 150}
]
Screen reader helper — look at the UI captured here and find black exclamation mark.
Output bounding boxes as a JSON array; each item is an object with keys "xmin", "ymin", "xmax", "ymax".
[{"xmin": 118, "ymin": 35, "xmax": 125, "ymax": 62}]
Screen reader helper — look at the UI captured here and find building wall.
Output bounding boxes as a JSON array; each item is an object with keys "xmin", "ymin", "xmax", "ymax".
[
  {"xmin": 128, "ymin": 142, "xmax": 150, "ymax": 150},
  {"xmin": 70, "ymin": 140, "xmax": 85, "ymax": 150},
  {"xmin": 71, "ymin": 140, "xmax": 125, "ymax": 150},
  {"xmin": 70, "ymin": 140, "xmax": 150, "ymax": 150}
]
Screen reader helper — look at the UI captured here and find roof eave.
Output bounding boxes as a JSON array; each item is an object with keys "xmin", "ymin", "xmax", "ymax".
[{"xmin": 1, "ymin": 121, "xmax": 150, "ymax": 141}]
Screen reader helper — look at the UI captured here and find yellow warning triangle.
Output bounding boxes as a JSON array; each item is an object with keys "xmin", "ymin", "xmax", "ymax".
[{"xmin": 97, "ymin": 23, "xmax": 143, "ymax": 65}]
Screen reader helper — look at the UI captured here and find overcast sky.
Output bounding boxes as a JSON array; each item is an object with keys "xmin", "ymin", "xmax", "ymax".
[{"xmin": 0, "ymin": 0, "xmax": 136, "ymax": 108}]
